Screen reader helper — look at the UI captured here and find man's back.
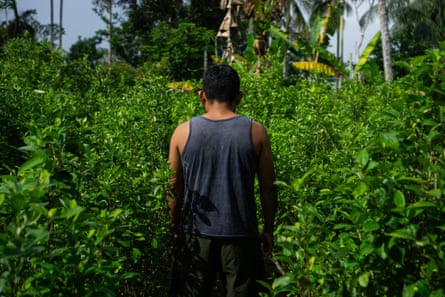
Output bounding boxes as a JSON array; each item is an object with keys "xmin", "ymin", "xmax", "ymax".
[{"xmin": 180, "ymin": 115, "xmax": 259, "ymax": 238}]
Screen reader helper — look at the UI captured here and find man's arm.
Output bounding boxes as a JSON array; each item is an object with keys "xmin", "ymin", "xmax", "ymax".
[
  {"xmin": 252, "ymin": 121, "xmax": 277, "ymax": 256},
  {"xmin": 167, "ymin": 123, "xmax": 188, "ymax": 239}
]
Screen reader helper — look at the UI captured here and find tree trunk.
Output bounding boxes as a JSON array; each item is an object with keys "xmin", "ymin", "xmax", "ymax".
[
  {"xmin": 11, "ymin": 0, "xmax": 19, "ymax": 20},
  {"xmin": 59, "ymin": 0, "xmax": 63, "ymax": 48},
  {"xmin": 337, "ymin": 0, "xmax": 345, "ymax": 88},
  {"xmin": 108, "ymin": 0, "xmax": 112, "ymax": 64},
  {"xmin": 377, "ymin": 0, "xmax": 393, "ymax": 81},
  {"xmin": 50, "ymin": 0, "xmax": 54, "ymax": 48},
  {"xmin": 283, "ymin": 1, "xmax": 291, "ymax": 78}
]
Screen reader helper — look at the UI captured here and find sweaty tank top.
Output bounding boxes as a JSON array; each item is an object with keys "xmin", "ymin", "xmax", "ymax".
[{"xmin": 180, "ymin": 115, "xmax": 259, "ymax": 238}]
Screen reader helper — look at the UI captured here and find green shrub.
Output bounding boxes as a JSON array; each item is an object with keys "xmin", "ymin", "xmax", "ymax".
[
  {"xmin": 268, "ymin": 49, "xmax": 445, "ymax": 297},
  {"xmin": 1, "ymin": 37, "xmax": 444, "ymax": 297}
]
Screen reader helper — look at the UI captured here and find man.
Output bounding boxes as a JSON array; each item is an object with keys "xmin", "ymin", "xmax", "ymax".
[{"xmin": 167, "ymin": 64, "xmax": 277, "ymax": 297}]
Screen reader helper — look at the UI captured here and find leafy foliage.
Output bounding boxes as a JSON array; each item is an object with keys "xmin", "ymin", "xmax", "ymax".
[
  {"xmin": 141, "ymin": 21, "xmax": 215, "ymax": 80},
  {"xmin": 68, "ymin": 36, "xmax": 106, "ymax": 65},
  {"xmin": 1, "ymin": 38, "xmax": 445, "ymax": 297}
]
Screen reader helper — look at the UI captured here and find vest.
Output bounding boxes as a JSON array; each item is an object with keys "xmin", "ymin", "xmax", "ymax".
[{"xmin": 180, "ymin": 115, "xmax": 259, "ymax": 238}]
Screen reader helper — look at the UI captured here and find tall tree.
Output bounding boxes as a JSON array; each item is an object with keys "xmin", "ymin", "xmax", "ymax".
[
  {"xmin": 391, "ymin": 0, "xmax": 445, "ymax": 51},
  {"xmin": 2, "ymin": 0, "xmax": 36, "ymax": 43},
  {"xmin": 106, "ymin": 0, "xmax": 186, "ymax": 65},
  {"xmin": 272, "ymin": 0, "xmax": 315, "ymax": 76},
  {"xmin": 311, "ymin": 0, "xmax": 353, "ymax": 59},
  {"xmin": 93, "ymin": 0, "xmax": 115, "ymax": 63},
  {"xmin": 216, "ymin": 0, "xmax": 308, "ymax": 71},
  {"xmin": 188, "ymin": 0, "xmax": 223, "ymax": 29},
  {"xmin": 50, "ymin": 0, "xmax": 54, "ymax": 48},
  {"xmin": 59, "ymin": 0, "xmax": 63, "ymax": 48},
  {"xmin": 377, "ymin": 0, "xmax": 392, "ymax": 81}
]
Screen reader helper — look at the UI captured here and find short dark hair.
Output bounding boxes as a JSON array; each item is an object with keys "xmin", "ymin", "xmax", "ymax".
[{"xmin": 202, "ymin": 64, "xmax": 240, "ymax": 103}]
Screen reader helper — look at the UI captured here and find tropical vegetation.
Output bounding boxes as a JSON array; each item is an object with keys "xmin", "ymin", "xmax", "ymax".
[{"xmin": 1, "ymin": 0, "xmax": 444, "ymax": 296}]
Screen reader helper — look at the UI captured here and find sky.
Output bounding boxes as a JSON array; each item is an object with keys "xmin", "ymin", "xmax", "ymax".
[
  {"xmin": 15, "ymin": 1, "xmax": 379, "ymax": 62},
  {"xmin": 15, "ymin": 0, "xmax": 106, "ymax": 49}
]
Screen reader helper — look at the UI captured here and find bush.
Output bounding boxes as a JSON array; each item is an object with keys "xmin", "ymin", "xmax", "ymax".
[{"xmin": 1, "ymin": 38, "xmax": 444, "ymax": 296}]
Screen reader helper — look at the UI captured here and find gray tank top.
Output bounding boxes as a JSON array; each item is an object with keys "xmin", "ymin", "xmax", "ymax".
[{"xmin": 180, "ymin": 115, "xmax": 259, "ymax": 238}]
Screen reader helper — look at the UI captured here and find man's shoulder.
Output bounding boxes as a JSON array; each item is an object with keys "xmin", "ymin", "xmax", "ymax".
[
  {"xmin": 251, "ymin": 120, "xmax": 267, "ymax": 135},
  {"xmin": 250, "ymin": 120, "xmax": 270, "ymax": 150},
  {"xmin": 174, "ymin": 120, "xmax": 190, "ymax": 136},
  {"xmin": 171, "ymin": 121, "xmax": 191, "ymax": 154}
]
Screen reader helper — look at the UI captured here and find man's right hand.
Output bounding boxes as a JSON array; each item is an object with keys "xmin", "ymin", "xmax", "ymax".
[{"xmin": 259, "ymin": 230, "xmax": 274, "ymax": 256}]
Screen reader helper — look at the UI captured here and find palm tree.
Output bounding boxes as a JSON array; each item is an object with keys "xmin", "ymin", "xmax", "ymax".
[
  {"xmin": 107, "ymin": 0, "xmax": 112, "ymax": 63},
  {"xmin": 217, "ymin": 0, "xmax": 313, "ymax": 72},
  {"xmin": 277, "ymin": 0, "xmax": 314, "ymax": 77},
  {"xmin": 391, "ymin": 0, "xmax": 445, "ymax": 50},
  {"xmin": 216, "ymin": 0, "xmax": 345, "ymax": 76},
  {"xmin": 3, "ymin": 0, "xmax": 36, "ymax": 41},
  {"xmin": 269, "ymin": 1, "xmax": 348, "ymax": 78},
  {"xmin": 377, "ymin": 0, "xmax": 392, "ymax": 81},
  {"xmin": 50, "ymin": 0, "xmax": 54, "ymax": 48},
  {"xmin": 310, "ymin": 0, "xmax": 354, "ymax": 61},
  {"xmin": 59, "ymin": 0, "xmax": 63, "ymax": 48}
]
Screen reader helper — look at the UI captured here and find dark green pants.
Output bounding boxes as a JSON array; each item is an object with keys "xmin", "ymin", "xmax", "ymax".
[{"xmin": 169, "ymin": 234, "xmax": 266, "ymax": 297}]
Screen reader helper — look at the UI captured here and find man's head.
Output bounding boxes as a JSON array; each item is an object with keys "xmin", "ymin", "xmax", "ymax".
[{"xmin": 202, "ymin": 64, "xmax": 240, "ymax": 104}]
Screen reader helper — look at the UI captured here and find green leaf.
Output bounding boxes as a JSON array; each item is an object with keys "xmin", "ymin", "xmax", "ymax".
[
  {"xmin": 29, "ymin": 203, "xmax": 48, "ymax": 217},
  {"xmin": 358, "ymin": 271, "xmax": 370, "ymax": 287},
  {"xmin": 388, "ymin": 225, "xmax": 417, "ymax": 241},
  {"xmin": 402, "ymin": 283, "xmax": 417, "ymax": 297},
  {"xmin": 428, "ymin": 189, "xmax": 442, "ymax": 198},
  {"xmin": 353, "ymin": 182, "xmax": 369, "ymax": 198},
  {"xmin": 355, "ymin": 149, "xmax": 369, "ymax": 167},
  {"xmin": 355, "ymin": 31, "xmax": 381, "ymax": 73},
  {"xmin": 430, "ymin": 289, "xmax": 444, "ymax": 297},
  {"xmin": 393, "ymin": 190, "xmax": 406, "ymax": 208},
  {"xmin": 333, "ymin": 248, "xmax": 350, "ymax": 258},
  {"xmin": 272, "ymin": 275, "xmax": 293, "ymax": 290},
  {"xmin": 132, "ymin": 248, "xmax": 142, "ymax": 261},
  {"xmin": 291, "ymin": 169, "xmax": 315, "ymax": 192},
  {"xmin": 57, "ymin": 206, "xmax": 84, "ymax": 219},
  {"xmin": 363, "ymin": 219, "xmax": 379, "ymax": 232},
  {"xmin": 365, "ymin": 160, "xmax": 379, "ymax": 172},
  {"xmin": 310, "ymin": 16, "xmax": 324, "ymax": 45},
  {"xmin": 11, "ymin": 195, "xmax": 26, "ymax": 213},
  {"xmin": 120, "ymin": 272, "xmax": 140, "ymax": 280},
  {"xmin": 151, "ymin": 238, "xmax": 158, "ymax": 249},
  {"xmin": 49, "ymin": 247, "xmax": 68, "ymax": 258},
  {"xmin": 382, "ymin": 108, "xmax": 401, "ymax": 118},
  {"xmin": 376, "ymin": 243, "xmax": 388, "ymax": 259},
  {"xmin": 26, "ymin": 228, "xmax": 49, "ymax": 243},
  {"xmin": 407, "ymin": 201, "xmax": 436, "ymax": 209},
  {"xmin": 379, "ymin": 131, "xmax": 400, "ymax": 150},
  {"xmin": 18, "ymin": 151, "xmax": 47, "ymax": 175},
  {"xmin": 333, "ymin": 223, "xmax": 353, "ymax": 230},
  {"xmin": 360, "ymin": 244, "xmax": 375, "ymax": 257},
  {"xmin": 108, "ymin": 208, "xmax": 123, "ymax": 220}
]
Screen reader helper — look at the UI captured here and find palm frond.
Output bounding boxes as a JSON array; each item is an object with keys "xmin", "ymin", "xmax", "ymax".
[
  {"xmin": 355, "ymin": 30, "xmax": 381, "ymax": 73},
  {"xmin": 292, "ymin": 61, "xmax": 336, "ymax": 76}
]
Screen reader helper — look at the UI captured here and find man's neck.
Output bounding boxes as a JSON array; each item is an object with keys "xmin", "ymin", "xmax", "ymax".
[
  {"xmin": 202, "ymin": 110, "xmax": 237, "ymax": 120},
  {"xmin": 202, "ymin": 102, "xmax": 237, "ymax": 120}
]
